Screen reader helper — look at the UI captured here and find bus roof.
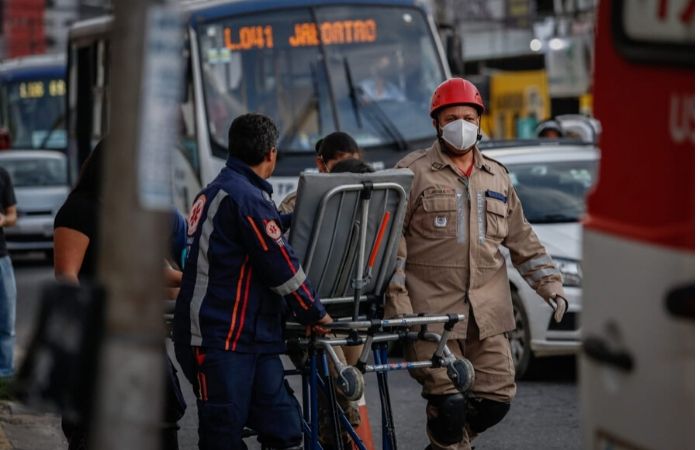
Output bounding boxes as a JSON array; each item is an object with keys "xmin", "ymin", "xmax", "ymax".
[
  {"xmin": 0, "ymin": 54, "xmax": 66, "ymax": 81},
  {"xmin": 70, "ymin": 0, "xmax": 425, "ymax": 38}
]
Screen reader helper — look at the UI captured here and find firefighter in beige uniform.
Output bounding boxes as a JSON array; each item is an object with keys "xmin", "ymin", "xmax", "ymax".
[{"xmin": 384, "ymin": 78, "xmax": 568, "ymax": 450}]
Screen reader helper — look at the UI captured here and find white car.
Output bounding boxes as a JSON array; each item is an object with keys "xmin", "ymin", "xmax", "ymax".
[
  {"xmin": 0, "ymin": 150, "xmax": 69, "ymax": 256},
  {"xmin": 480, "ymin": 140, "xmax": 599, "ymax": 378}
]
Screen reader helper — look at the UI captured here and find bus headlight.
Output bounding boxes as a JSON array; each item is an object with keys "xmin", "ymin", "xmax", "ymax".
[{"xmin": 552, "ymin": 257, "xmax": 582, "ymax": 287}]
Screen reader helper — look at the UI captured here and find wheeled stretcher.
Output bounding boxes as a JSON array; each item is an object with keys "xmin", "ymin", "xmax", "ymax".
[{"xmin": 284, "ymin": 169, "xmax": 475, "ymax": 450}]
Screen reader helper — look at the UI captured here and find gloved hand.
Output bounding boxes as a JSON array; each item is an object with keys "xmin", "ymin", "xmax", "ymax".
[{"xmin": 547, "ymin": 295, "xmax": 568, "ymax": 323}]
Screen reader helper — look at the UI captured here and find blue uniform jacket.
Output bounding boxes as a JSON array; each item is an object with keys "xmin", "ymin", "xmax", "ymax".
[{"xmin": 173, "ymin": 156, "xmax": 326, "ymax": 353}]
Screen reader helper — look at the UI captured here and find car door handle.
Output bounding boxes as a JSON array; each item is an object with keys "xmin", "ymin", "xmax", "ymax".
[
  {"xmin": 582, "ymin": 336, "xmax": 634, "ymax": 372},
  {"xmin": 666, "ymin": 283, "xmax": 694, "ymax": 321}
]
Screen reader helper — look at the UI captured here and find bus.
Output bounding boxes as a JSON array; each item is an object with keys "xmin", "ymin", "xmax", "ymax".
[
  {"xmin": 67, "ymin": 0, "xmax": 450, "ymax": 210},
  {"xmin": 0, "ymin": 54, "xmax": 67, "ymax": 152},
  {"xmin": 580, "ymin": 1, "xmax": 693, "ymax": 449}
]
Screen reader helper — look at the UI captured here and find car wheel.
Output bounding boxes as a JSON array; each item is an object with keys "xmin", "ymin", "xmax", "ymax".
[{"xmin": 509, "ymin": 290, "xmax": 532, "ymax": 379}]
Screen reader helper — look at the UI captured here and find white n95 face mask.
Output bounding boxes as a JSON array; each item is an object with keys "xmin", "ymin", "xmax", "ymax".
[{"xmin": 441, "ymin": 119, "xmax": 479, "ymax": 153}]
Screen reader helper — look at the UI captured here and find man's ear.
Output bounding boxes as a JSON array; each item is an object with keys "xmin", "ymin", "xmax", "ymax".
[
  {"xmin": 266, "ymin": 147, "xmax": 276, "ymax": 162},
  {"xmin": 315, "ymin": 156, "xmax": 325, "ymax": 172}
]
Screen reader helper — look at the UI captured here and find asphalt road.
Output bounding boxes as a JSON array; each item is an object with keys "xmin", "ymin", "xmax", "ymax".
[{"xmin": 12, "ymin": 255, "xmax": 583, "ymax": 450}]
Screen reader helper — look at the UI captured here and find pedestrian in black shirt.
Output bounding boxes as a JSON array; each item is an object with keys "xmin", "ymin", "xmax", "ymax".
[
  {"xmin": 0, "ymin": 166, "xmax": 17, "ymax": 389},
  {"xmin": 53, "ymin": 141, "xmax": 186, "ymax": 450}
]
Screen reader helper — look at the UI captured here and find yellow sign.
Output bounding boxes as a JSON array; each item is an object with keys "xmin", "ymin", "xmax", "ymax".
[
  {"xmin": 485, "ymin": 70, "xmax": 550, "ymax": 139},
  {"xmin": 18, "ymin": 79, "xmax": 65, "ymax": 99}
]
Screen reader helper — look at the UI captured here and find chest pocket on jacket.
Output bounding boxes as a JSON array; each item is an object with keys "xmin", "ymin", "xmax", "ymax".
[
  {"xmin": 485, "ymin": 197, "xmax": 508, "ymax": 240},
  {"xmin": 415, "ymin": 188, "xmax": 458, "ymax": 239}
]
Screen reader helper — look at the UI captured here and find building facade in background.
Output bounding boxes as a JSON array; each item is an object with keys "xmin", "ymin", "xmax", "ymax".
[{"xmin": 0, "ymin": 0, "xmax": 110, "ymax": 59}]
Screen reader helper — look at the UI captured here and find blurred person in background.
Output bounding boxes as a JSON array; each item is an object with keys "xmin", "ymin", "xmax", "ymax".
[
  {"xmin": 535, "ymin": 118, "xmax": 564, "ymax": 139},
  {"xmin": 278, "ymin": 131, "xmax": 362, "ymax": 214},
  {"xmin": 53, "ymin": 140, "xmax": 187, "ymax": 450},
  {"xmin": 0, "ymin": 164, "xmax": 17, "ymax": 395}
]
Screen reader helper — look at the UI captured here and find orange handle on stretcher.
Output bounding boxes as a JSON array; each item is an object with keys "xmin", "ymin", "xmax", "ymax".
[{"xmin": 368, "ymin": 211, "xmax": 391, "ymax": 269}]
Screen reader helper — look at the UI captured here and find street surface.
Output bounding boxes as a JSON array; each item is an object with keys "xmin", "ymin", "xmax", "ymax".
[{"xmin": 11, "ymin": 255, "xmax": 582, "ymax": 450}]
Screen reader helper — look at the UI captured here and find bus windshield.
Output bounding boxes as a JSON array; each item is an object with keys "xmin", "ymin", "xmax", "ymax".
[
  {"xmin": 198, "ymin": 5, "xmax": 444, "ymax": 158},
  {"xmin": 1, "ymin": 77, "xmax": 66, "ymax": 150}
]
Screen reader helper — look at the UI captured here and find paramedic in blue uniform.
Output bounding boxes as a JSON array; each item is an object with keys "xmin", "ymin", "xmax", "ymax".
[{"xmin": 173, "ymin": 113, "xmax": 332, "ymax": 450}]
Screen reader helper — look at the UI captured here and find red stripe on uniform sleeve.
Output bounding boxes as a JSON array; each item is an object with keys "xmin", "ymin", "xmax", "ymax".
[
  {"xmin": 246, "ymin": 216, "xmax": 269, "ymax": 251},
  {"xmin": 225, "ymin": 257, "xmax": 249, "ymax": 350},
  {"xmin": 231, "ymin": 266, "xmax": 254, "ymax": 351}
]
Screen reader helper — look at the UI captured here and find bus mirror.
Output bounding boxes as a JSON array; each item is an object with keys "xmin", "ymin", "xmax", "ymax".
[{"xmin": 0, "ymin": 128, "xmax": 11, "ymax": 150}]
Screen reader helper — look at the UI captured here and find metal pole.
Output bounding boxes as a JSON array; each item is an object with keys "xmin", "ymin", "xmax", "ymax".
[{"xmin": 91, "ymin": 0, "xmax": 181, "ymax": 449}]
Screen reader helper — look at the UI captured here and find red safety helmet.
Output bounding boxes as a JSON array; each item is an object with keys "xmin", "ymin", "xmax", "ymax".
[{"xmin": 430, "ymin": 78, "xmax": 485, "ymax": 118}]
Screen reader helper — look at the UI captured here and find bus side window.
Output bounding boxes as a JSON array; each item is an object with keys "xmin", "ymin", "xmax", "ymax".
[{"xmin": 178, "ymin": 66, "xmax": 200, "ymax": 180}]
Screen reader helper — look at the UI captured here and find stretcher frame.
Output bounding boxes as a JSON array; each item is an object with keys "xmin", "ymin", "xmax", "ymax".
[{"xmin": 285, "ymin": 174, "xmax": 474, "ymax": 450}]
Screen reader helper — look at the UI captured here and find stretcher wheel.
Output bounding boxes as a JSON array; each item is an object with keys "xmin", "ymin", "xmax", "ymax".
[
  {"xmin": 447, "ymin": 358, "xmax": 474, "ymax": 393},
  {"xmin": 336, "ymin": 366, "xmax": 364, "ymax": 401}
]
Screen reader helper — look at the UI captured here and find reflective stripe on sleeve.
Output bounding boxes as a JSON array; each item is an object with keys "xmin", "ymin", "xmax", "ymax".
[
  {"xmin": 390, "ymin": 272, "xmax": 406, "ymax": 288},
  {"xmin": 395, "ymin": 257, "xmax": 406, "ymax": 271},
  {"xmin": 523, "ymin": 267, "xmax": 559, "ymax": 288},
  {"xmin": 271, "ymin": 267, "xmax": 307, "ymax": 296},
  {"xmin": 516, "ymin": 255, "xmax": 554, "ymax": 274},
  {"xmin": 190, "ymin": 189, "xmax": 229, "ymax": 345}
]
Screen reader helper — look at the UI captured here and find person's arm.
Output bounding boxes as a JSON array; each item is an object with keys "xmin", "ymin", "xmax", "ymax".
[
  {"xmin": 383, "ymin": 236, "xmax": 413, "ymax": 318},
  {"xmin": 502, "ymin": 183, "xmax": 566, "ymax": 320},
  {"xmin": 234, "ymin": 199, "xmax": 330, "ymax": 326},
  {"xmin": 53, "ymin": 227, "xmax": 90, "ymax": 284},
  {"xmin": 0, "ymin": 205, "xmax": 17, "ymax": 227},
  {"xmin": 164, "ymin": 265, "xmax": 182, "ymax": 300}
]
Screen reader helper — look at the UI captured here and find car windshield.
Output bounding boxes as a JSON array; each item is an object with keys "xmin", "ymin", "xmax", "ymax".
[
  {"xmin": 0, "ymin": 157, "xmax": 67, "ymax": 187},
  {"xmin": 1, "ymin": 77, "xmax": 66, "ymax": 150},
  {"xmin": 197, "ymin": 5, "xmax": 444, "ymax": 157},
  {"xmin": 508, "ymin": 159, "xmax": 599, "ymax": 223}
]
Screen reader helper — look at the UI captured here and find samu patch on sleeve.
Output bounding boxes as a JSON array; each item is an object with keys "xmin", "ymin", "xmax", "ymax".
[{"xmin": 187, "ymin": 194, "xmax": 207, "ymax": 236}]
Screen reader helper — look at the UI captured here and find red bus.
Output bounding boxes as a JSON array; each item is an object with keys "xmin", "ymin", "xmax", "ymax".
[{"xmin": 580, "ymin": 1, "xmax": 693, "ymax": 449}]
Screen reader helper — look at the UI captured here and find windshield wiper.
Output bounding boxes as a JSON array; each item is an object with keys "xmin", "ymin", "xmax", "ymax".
[
  {"xmin": 342, "ymin": 56, "xmax": 408, "ymax": 152},
  {"xmin": 343, "ymin": 56, "xmax": 362, "ymax": 128},
  {"xmin": 38, "ymin": 113, "xmax": 66, "ymax": 149}
]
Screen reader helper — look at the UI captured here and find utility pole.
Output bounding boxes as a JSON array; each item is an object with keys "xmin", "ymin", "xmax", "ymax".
[{"xmin": 91, "ymin": 0, "xmax": 182, "ymax": 449}]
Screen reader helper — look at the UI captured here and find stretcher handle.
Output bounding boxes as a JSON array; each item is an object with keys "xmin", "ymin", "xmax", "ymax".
[{"xmin": 367, "ymin": 211, "xmax": 391, "ymax": 270}]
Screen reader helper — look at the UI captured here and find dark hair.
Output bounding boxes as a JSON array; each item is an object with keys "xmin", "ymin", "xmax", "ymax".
[
  {"xmin": 330, "ymin": 158, "xmax": 375, "ymax": 174},
  {"xmin": 228, "ymin": 113, "xmax": 279, "ymax": 165},
  {"xmin": 318, "ymin": 131, "xmax": 360, "ymax": 163},
  {"xmin": 314, "ymin": 138, "xmax": 324, "ymax": 154},
  {"xmin": 72, "ymin": 139, "xmax": 105, "ymax": 200}
]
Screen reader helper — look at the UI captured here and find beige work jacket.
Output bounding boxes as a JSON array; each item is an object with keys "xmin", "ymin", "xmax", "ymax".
[{"xmin": 385, "ymin": 141, "xmax": 565, "ymax": 339}]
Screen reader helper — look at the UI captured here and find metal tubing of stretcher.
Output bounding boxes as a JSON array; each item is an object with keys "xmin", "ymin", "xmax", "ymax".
[
  {"xmin": 354, "ymin": 195, "xmax": 370, "ymax": 320},
  {"xmin": 287, "ymin": 314, "xmax": 465, "ymax": 331},
  {"xmin": 320, "ymin": 295, "xmax": 368, "ymax": 305},
  {"xmin": 309, "ymin": 353, "xmax": 319, "ymax": 449},
  {"xmin": 321, "ymin": 353, "xmax": 345, "ymax": 449},
  {"xmin": 303, "ymin": 182, "xmax": 407, "ymax": 274},
  {"xmin": 313, "ymin": 368, "xmax": 368, "ymax": 450},
  {"xmin": 374, "ymin": 345, "xmax": 397, "ymax": 450}
]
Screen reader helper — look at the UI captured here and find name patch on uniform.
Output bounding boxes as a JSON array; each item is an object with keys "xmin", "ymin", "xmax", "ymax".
[
  {"xmin": 265, "ymin": 220, "xmax": 282, "ymax": 240},
  {"xmin": 485, "ymin": 190, "xmax": 507, "ymax": 203},
  {"xmin": 434, "ymin": 216, "xmax": 448, "ymax": 228},
  {"xmin": 187, "ymin": 194, "xmax": 207, "ymax": 236}
]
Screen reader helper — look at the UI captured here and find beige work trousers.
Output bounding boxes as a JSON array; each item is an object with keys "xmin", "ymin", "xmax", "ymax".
[{"xmin": 406, "ymin": 314, "xmax": 516, "ymax": 449}]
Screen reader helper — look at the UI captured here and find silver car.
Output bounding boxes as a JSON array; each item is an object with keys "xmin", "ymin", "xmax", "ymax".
[
  {"xmin": 0, "ymin": 150, "xmax": 69, "ymax": 255},
  {"xmin": 480, "ymin": 140, "xmax": 599, "ymax": 378}
]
